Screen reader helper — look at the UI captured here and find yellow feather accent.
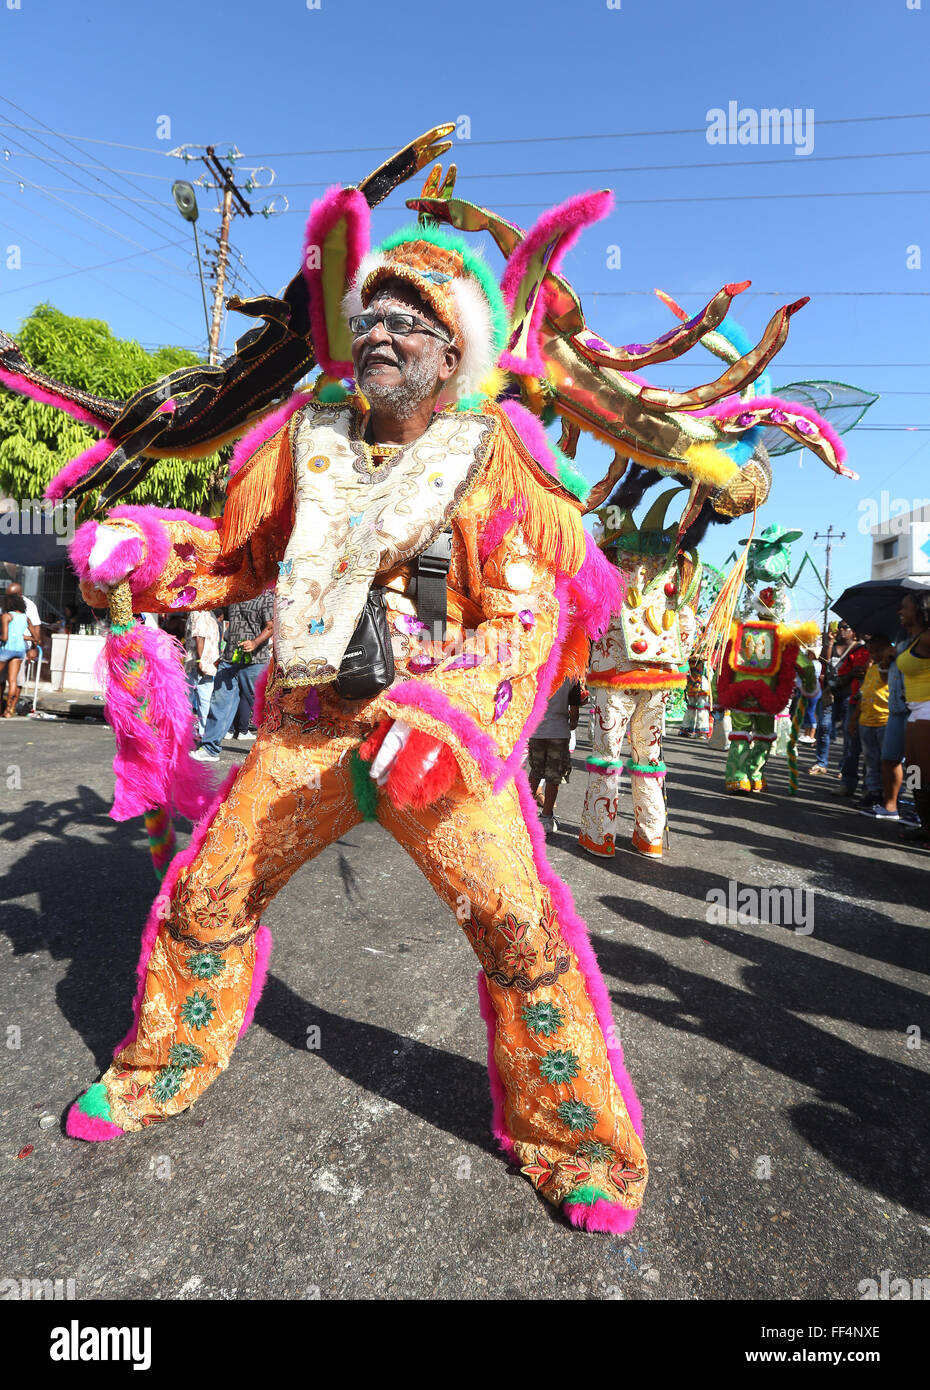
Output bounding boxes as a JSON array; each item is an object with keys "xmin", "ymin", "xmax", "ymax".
[
  {"xmin": 485, "ymin": 404, "xmax": 587, "ymax": 577},
  {"xmin": 681, "ymin": 442, "xmax": 740, "ymax": 487},
  {"xmin": 778, "ymin": 620, "xmax": 820, "ymax": 649},
  {"xmin": 478, "ymin": 367, "xmax": 506, "ymax": 401}
]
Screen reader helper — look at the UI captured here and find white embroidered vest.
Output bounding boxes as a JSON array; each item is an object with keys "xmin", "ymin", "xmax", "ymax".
[{"xmin": 273, "ymin": 401, "xmax": 496, "ymax": 687}]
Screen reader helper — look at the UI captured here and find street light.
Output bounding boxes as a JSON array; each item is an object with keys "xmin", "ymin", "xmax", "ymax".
[{"xmin": 172, "ymin": 180, "xmax": 211, "ymax": 353}]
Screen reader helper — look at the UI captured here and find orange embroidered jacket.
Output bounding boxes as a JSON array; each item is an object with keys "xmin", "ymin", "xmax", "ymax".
[{"xmin": 81, "ymin": 397, "xmax": 605, "ymax": 796}]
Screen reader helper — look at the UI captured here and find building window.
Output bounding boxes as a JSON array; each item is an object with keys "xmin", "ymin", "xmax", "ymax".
[{"xmin": 880, "ymin": 537, "xmax": 899, "ymax": 561}]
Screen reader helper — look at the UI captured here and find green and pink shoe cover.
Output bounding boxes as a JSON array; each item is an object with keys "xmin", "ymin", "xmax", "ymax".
[{"xmin": 66, "ymin": 1083, "xmax": 125, "ymax": 1141}]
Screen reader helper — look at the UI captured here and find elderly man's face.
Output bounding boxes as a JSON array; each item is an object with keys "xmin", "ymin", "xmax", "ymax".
[{"xmin": 351, "ymin": 281, "xmax": 459, "ymax": 418}]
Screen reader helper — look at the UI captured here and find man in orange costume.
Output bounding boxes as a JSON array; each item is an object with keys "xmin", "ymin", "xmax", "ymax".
[{"xmin": 68, "ymin": 221, "xmax": 647, "ymax": 1232}]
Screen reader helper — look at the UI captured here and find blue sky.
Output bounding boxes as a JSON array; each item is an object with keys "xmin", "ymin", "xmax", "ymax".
[{"xmin": 1, "ymin": 0, "xmax": 928, "ymax": 618}]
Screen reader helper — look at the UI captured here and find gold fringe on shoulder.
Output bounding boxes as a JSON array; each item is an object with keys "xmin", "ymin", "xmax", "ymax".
[
  {"xmin": 484, "ymin": 404, "xmax": 587, "ymax": 577},
  {"xmin": 220, "ymin": 424, "xmax": 294, "ymax": 556}
]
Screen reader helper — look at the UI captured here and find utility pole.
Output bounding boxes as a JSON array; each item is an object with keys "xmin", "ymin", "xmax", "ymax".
[
  {"xmin": 201, "ymin": 146, "xmax": 253, "ymax": 365},
  {"xmin": 813, "ymin": 526, "xmax": 845, "ymax": 645}
]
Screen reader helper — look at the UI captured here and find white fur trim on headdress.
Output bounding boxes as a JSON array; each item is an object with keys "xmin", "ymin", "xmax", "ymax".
[
  {"xmin": 341, "ymin": 251, "xmax": 384, "ymax": 324},
  {"xmin": 435, "ymin": 273, "xmax": 495, "ymax": 407}
]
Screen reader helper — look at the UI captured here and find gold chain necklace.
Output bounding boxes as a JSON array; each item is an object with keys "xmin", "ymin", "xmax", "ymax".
[{"xmin": 361, "ymin": 437, "xmax": 403, "ymax": 473}]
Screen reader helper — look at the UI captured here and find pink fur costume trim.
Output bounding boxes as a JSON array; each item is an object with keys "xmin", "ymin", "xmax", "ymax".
[
  {"xmin": 472, "ymin": 768, "xmax": 644, "ymax": 1229},
  {"xmin": 228, "ymin": 392, "xmax": 307, "ymax": 481},
  {"xmin": 476, "ymin": 972, "xmax": 517, "ymax": 1159},
  {"xmin": 700, "ymin": 394, "xmax": 848, "ymax": 468},
  {"xmin": 569, "ymin": 532, "xmax": 626, "ymax": 641},
  {"xmin": 65, "ymin": 1109, "xmax": 124, "ymax": 1142},
  {"xmin": 514, "ymin": 768, "xmax": 645, "ymax": 1142},
  {"xmin": 302, "ymin": 185, "xmax": 371, "ymax": 376},
  {"xmin": 499, "ymin": 399, "xmax": 559, "ymax": 474},
  {"xmin": 0, "ymin": 363, "xmax": 110, "ymax": 431},
  {"xmin": 563, "ymin": 1196, "xmax": 638, "ymax": 1234},
  {"xmin": 478, "ymin": 501, "xmax": 525, "ymax": 566},
  {"xmin": 45, "ymin": 437, "xmax": 117, "ymax": 504},
  {"xmin": 238, "ymin": 924, "xmax": 273, "ymax": 1037},
  {"xmin": 499, "ymin": 190, "xmax": 614, "ymax": 377},
  {"xmin": 101, "ymin": 505, "xmax": 172, "ymax": 596},
  {"xmin": 492, "ymin": 577, "xmax": 571, "ymax": 793},
  {"xmin": 113, "ymin": 767, "xmax": 241, "ymax": 1057},
  {"xmin": 93, "ymin": 619, "xmax": 214, "ymax": 823}
]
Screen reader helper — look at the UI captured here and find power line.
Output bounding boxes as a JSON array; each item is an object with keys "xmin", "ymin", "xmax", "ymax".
[
  {"xmin": 279, "ymin": 190, "xmax": 930, "ymax": 215},
  {"xmin": 237, "ymin": 111, "xmax": 930, "ymax": 157},
  {"xmin": 1, "ymin": 152, "xmax": 177, "ymax": 182},
  {"xmin": 0, "ymin": 238, "xmax": 191, "ymax": 297},
  {"xmin": 1, "ymin": 162, "xmax": 192, "ymax": 277},
  {"xmin": 0, "ymin": 122, "xmax": 166, "ymax": 154},
  {"xmin": 0, "ymin": 174, "xmax": 165, "ymax": 208},
  {"xmin": 0, "ymin": 112, "xmax": 184, "ymax": 252},
  {"xmin": 8, "ymin": 144, "xmax": 928, "ymax": 187},
  {"xmin": 270, "ymin": 147, "xmax": 930, "ymax": 188},
  {"xmin": 0, "ymin": 211, "xmax": 198, "ymax": 337},
  {"xmin": 0, "ymin": 129, "xmax": 190, "ymax": 282},
  {"xmin": 23, "ymin": 172, "xmax": 924, "ymax": 219},
  {"xmin": 1, "ymin": 109, "xmax": 927, "ymax": 162},
  {"xmin": 0, "ymin": 96, "xmax": 185, "ymax": 242}
]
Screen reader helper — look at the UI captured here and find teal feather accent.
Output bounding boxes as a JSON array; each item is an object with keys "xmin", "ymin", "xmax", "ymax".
[
  {"xmin": 552, "ymin": 444, "xmax": 590, "ymax": 502},
  {"xmin": 76, "ymin": 1083, "xmax": 113, "ymax": 1121}
]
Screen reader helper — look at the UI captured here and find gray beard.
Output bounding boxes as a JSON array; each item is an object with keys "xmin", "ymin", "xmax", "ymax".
[{"xmin": 360, "ymin": 341, "xmax": 443, "ymax": 419}]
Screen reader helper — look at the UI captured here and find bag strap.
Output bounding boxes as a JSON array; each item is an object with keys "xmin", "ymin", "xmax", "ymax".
[{"xmin": 415, "ymin": 531, "xmax": 452, "ymax": 640}]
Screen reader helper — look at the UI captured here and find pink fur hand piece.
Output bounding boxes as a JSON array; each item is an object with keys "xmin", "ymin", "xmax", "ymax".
[{"xmin": 69, "ymin": 520, "xmax": 143, "ymax": 590}]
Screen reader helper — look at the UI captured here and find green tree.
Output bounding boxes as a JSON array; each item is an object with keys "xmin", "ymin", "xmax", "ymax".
[{"xmin": 0, "ymin": 304, "xmax": 224, "ymax": 512}]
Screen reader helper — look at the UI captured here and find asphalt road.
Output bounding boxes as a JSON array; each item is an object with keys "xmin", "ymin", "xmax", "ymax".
[{"xmin": 1, "ymin": 717, "xmax": 928, "ymax": 1301}]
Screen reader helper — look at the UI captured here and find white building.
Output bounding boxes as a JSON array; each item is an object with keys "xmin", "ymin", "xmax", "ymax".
[{"xmin": 869, "ymin": 501, "xmax": 930, "ymax": 581}]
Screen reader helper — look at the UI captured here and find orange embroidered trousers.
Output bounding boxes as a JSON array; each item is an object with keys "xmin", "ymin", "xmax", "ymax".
[{"xmin": 99, "ymin": 693, "xmax": 647, "ymax": 1222}]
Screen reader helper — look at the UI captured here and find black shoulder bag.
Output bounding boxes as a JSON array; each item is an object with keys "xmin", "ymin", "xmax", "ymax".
[
  {"xmin": 334, "ymin": 587, "xmax": 395, "ymax": 699},
  {"xmin": 333, "ymin": 533, "xmax": 453, "ymax": 700}
]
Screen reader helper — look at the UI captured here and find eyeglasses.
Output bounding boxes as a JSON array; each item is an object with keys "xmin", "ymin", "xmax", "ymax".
[{"xmin": 348, "ymin": 311, "xmax": 452, "ymax": 344}]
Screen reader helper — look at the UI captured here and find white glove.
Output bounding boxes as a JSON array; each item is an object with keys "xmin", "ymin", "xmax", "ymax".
[
  {"xmin": 370, "ymin": 719, "xmax": 412, "ymax": 785},
  {"xmin": 87, "ymin": 523, "xmax": 137, "ymax": 587}
]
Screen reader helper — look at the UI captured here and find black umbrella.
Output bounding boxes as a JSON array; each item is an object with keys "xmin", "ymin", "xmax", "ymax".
[{"xmin": 832, "ymin": 577, "xmax": 930, "ymax": 639}]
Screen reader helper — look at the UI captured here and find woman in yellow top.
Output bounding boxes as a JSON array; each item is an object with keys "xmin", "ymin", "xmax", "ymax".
[{"xmin": 896, "ymin": 590, "xmax": 930, "ymax": 845}]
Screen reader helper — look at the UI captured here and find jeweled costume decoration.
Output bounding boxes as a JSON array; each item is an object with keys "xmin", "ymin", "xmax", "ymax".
[{"xmin": 1, "ymin": 123, "xmax": 873, "ymax": 1232}]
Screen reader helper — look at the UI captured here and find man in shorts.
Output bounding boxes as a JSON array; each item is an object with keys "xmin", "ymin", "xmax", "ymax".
[{"xmin": 528, "ymin": 679, "xmax": 581, "ymax": 835}]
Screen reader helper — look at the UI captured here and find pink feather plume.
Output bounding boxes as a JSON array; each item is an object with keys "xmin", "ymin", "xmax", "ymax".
[
  {"xmin": 499, "ymin": 190, "xmax": 614, "ymax": 376},
  {"xmin": 302, "ymin": 185, "xmax": 371, "ymax": 376}
]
